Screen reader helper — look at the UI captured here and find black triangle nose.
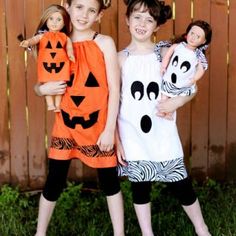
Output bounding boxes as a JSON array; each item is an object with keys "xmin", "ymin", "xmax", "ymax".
[{"xmin": 50, "ymin": 52, "xmax": 56, "ymax": 59}]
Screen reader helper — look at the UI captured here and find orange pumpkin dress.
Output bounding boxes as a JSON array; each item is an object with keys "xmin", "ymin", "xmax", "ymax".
[
  {"xmin": 37, "ymin": 31, "xmax": 70, "ymax": 83},
  {"xmin": 49, "ymin": 40, "xmax": 117, "ymax": 168}
]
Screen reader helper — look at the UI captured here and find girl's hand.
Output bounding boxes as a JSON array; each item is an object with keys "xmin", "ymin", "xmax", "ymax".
[
  {"xmin": 157, "ymin": 96, "xmax": 185, "ymax": 114},
  {"xmin": 97, "ymin": 129, "xmax": 114, "ymax": 152},
  {"xmin": 115, "ymin": 136, "xmax": 127, "ymax": 166},
  {"xmin": 35, "ymin": 81, "xmax": 67, "ymax": 96}
]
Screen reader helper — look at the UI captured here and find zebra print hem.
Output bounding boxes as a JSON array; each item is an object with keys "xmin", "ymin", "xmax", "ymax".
[
  {"xmin": 117, "ymin": 158, "xmax": 188, "ymax": 182},
  {"xmin": 50, "ymin": 136, "xmax": 115, "ymax": 157}
]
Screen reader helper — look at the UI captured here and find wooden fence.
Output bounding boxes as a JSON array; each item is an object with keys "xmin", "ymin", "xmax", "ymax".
[{"xmin": 0, "ymin": 0, "xmax": 236, "ymax": 190}]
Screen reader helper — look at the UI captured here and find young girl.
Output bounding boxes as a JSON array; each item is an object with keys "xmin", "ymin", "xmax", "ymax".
[
  {"xmin": 34, "ymin": 1, "xmax": 124, "ymax": 235},
  {"xmin": 117, "ymin": 0, "xmax": 211, "ymax": 235},
  {"xmin": 20, "ymin": 4, "xmax": 75, "ymax": 112},
  {"xmin": 157, "ymin": 20, "xmax": 212, "ymax": 119}
]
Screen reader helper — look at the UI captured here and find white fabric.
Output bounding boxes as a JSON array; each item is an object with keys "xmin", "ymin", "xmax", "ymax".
[{"xmin": 118, "ymin": 52, "xmax": 183, "ymax": 163}]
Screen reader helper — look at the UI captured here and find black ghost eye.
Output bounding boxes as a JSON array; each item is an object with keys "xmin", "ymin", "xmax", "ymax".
[
  {"xmin": 131, "ymin": 81, "xmax": 144, "ymax": 100},
  {"xmin": 172, "ymin": 55, "xmax": 178, "ymax": 67},
  {"xmin": 180, "ymin": 61, "xmax": 191, "ymax": 73},
  {"xmin": 56, "ymin": 41, "xmax": 63, "ymax": 48},
  {"xmin": 147, "ymin": 82, "xmax": 159, "ymax": 100},
  {"xmin": 46, "ymin": 41, "xmax": 52, "ymax": 49}
]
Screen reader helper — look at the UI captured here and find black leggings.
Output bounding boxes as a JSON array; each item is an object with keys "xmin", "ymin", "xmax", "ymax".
[
  {"xmin": 131, "ymin": 177, "xmax": 196, "ymax": 206},
  {"xmin": 43, "ymin": 159, "xmax": 120, "ymax": 201}
]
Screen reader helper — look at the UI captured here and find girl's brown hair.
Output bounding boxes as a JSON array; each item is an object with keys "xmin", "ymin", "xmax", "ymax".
[{"xmin": 123, "ymin": 0, "xmax": 172, "ymax": 26}]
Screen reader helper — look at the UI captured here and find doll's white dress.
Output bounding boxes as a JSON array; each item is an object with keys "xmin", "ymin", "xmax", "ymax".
[
  {"xmin": 161, "ymin": 42, "xmax": 208, "ymax": 97},
  {"xmin": 117, "ymin": 42, "xmax": 188, "ymax": 182}
]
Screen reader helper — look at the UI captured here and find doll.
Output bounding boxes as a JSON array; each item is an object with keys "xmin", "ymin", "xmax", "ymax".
[
  {"xmin": 157, "ymin": 20, "xmax": 212, "ymax": 119},
  {"xmin": 20, "ymin": 4, "xmax": 75, "ymax": 112}
]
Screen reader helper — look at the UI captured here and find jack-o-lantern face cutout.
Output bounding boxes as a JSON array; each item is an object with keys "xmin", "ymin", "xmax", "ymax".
[
  {"xmin": 43, "ymin": 40, "xmax": 65, "ymax": 73},
  {"xmin": 62, "ymin": 72, "xmax": 100, "ymax": 129},
  {"xmin": 37, "ymin": 32, "xmax": 70, "ymax": 83}
]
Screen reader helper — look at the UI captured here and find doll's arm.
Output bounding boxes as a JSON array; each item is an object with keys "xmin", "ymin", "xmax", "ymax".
[
  {"xmin": 190, "ymin": 63, "xmax": 205, "ymax": 84},
  {"xmin": 66, "ymin": 37, "xmax": 75, "ymax": 63},
  {"xmin": 19, "ymin": 34, "xmax": 42, "ymax": 48},
  {"xmin": 161, "ymin": 44, "xmax": 178, "ymax": 75}
]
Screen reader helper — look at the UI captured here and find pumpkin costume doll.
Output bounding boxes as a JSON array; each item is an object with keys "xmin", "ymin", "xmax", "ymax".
[{"xmin": 20, "ymin": 4, "xmax": 75, "ymax": 112}]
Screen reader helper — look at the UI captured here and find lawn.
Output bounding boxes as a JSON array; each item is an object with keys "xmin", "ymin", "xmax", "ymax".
[{"xmin": 0, "ymin": 179, "xmax": 235, "ymax": 236}]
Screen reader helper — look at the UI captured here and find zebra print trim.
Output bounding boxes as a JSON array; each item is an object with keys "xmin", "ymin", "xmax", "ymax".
[
  {"xmin": 154, "ymin": 40, "xmax": 172, "ymax": 62},
  {"xmin": 51, "ymin": 137, "xmax": 115, "ymax": 157},
  {"xmin": 161, "ymin": 80, "xmax": 196, "ymax": 96},
  {"xmin": 117, "ymin": 158, "xmax": 188, "ymax": 182}
]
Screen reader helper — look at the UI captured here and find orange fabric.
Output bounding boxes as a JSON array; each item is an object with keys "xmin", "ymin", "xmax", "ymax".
[
  {"xmin": 38, "ymin": 32, "xmax": 70, "ymax": 83},
  {"xmin": 49, "ymin": 40, "xmax": 117, "ymax": 168}
]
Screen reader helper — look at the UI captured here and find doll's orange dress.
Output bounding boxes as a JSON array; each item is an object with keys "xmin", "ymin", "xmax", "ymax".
[
  {"xmin": 37, "ymin": 31, "xmax": 70, "ymax": 83},
  {"xmin": 48, "ymin": 39, "xmax": 117, "ymax": 168}
]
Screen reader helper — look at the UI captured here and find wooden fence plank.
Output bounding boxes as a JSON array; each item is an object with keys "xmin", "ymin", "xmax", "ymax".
[
  {"xmin": 24, "ymin": 0, "xmax": 47, "ymax": 189},
  {"xmin": 6, "ymin": 0, "xmax": 28, "ymax": 188},
  {"xmin": 117, "ymin": 1, "xmax": 130, "ymax": 51},
  {"xmin": 191, "ymin": 1, "xmax": 211, "ymax": 180},
  {"xmin": 208, "ymin": 0, "xmax": 228, "ymax": 180},
  {"xmin": 156, "ymin": 0, "xmax": 173, "ymax": 42},
  {"xmin": 227, "ymin": 0, "xmax": 236, "ymax": 180},
  {"xmin": 174, "ymin": 0, "xmax": 192, "ymax": 169},
  {"xmin": 0, "ymin": 0, "xmax": 10, "ymax": 184}
]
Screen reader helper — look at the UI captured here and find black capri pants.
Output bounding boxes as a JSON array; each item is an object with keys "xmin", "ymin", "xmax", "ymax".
[
  {"xmin": 131, "ymin": 177, "xmax": 197, "ymax": 206},
  {"xmin": 43, "ymin": 159, "xmax": 120, "ymax": 201}
]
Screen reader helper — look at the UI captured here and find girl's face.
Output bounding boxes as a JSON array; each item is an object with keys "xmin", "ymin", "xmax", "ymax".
[
  {"xmin": 186, "ymin": 25, "xmax": 206, "ymax": 49},
  {"xmin": 127, "ymin": 5, "xmax": 158, "ymax": 42},
  {"xmin": 65, "ymin": 0, "xmax": 103, "ymax": 32},
  {"xmin": 46, "ymin": 12, "xmax": 64, "ymax": 32}
]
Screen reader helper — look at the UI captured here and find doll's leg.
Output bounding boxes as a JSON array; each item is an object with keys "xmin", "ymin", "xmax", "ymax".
[
  {"xmin": 45, "ymin": 95, "xmax": 55, "ymax": 111},
  {"xmin": 54, "ymin": 94, "xmax": 62, "ymax": 112}
]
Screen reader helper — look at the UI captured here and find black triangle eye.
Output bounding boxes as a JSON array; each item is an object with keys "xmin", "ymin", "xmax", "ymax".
[
  {"xmin": 85, "ymin": 72, "xmax": 99, "ymax": 87},
  {"xmin": 56, "ymin": 41, "xmax": 63, "ymax": 48},
  {"xmin": 46, "ymin": 41, "xmax": 52, "ymax": 49}
]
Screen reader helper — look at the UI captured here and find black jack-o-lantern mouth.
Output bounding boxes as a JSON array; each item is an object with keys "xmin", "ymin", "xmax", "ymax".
[
  {"xmin": 61, "ymin": 109, "xmax": 99, "ymax": 129},
  {"xmin": 62, "ymin": 72, "xmax": 101, "ymax": 129},
  {"xmin": 43, "ymin": 61, "xmax": 65, "ymax": 73}
]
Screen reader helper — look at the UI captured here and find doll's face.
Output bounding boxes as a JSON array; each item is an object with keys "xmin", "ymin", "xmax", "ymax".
[
  {"xmin": 186, "ymin": 25, "xmax": 206, "ymax": 49},
  {"xmin": 46, "ymin": 12, "xmax": 65, "ymax": 32}
]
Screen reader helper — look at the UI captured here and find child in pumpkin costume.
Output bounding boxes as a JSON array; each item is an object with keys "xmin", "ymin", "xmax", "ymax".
[
  {"xmin": 20, "ymin": 4, "xmax": 75, "ymax": 112},
  {"xmin": 34, "ymin": 1, "xmax": 124, "ymax": 235}
]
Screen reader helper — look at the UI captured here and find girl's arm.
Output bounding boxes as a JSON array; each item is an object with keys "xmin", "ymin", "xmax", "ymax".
[
  {"xmin": 66, "ymin": 37, "xmax": 75, "ymax": 63},
  {"xmin": 19, "ymin": 34, "xmax": 42, "ymax": 48},
  {"xmin": 158, "ymin": 87, "xmax": 197, "ymax": 114},
  {"xmin": 161, "ymin": 44, "xmax": 178, "ymax": 74},
  {"xmin": 34, "ymin": 81, "xmax": 67, "ymax": 96},
  {"xmin": 96, "ymin": 35, "xmax": 120, "ymax": 152}
]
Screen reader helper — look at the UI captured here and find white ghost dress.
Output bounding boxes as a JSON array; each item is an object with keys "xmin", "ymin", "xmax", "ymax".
[{"xmin": 117, "ymin": 42, "xmax": 188, "ymax": 182}]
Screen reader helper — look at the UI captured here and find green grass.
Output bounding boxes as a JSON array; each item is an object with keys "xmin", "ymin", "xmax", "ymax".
[{"xmin": 0, "ymin": 179, "xmax": 235, "ymax": 236}]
